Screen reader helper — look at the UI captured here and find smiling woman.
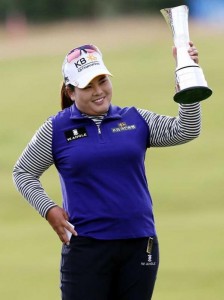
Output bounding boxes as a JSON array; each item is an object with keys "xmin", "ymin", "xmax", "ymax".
[
  {"xmin": 66, "ymin": 75, "xmax": 113, "ymax": 115},
  {"xmin": 13, "ymin": 42, "xmax": 201, "ymax": 300},
  {"xmin": 61, "ymin": 45, "xmax": 112, "ymax": 112}
]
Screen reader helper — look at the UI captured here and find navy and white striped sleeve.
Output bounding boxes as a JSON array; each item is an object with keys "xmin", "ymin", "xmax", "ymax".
[
  {"xmin": 12, "ymin": 119, "xmax": 57, "ymax": 218},
  {"xmin": 137, "ymin": 103, "xmax": 201, "ymax": 147}
]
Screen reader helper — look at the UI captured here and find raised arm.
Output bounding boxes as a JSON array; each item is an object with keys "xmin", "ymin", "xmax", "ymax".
[{"xmin": 138, "ymin": 102, "xmax": 201, "ymax": 147}]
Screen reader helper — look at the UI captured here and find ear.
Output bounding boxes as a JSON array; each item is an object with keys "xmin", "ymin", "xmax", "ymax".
[{"xmin": 66, "ymin": 86, "xmax": 75, "ymax": 101}]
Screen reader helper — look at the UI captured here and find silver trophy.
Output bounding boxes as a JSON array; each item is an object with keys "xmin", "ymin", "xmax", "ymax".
[{"xmin": 160, "ymin": 5, "xmax": 212, "ymax": 104}]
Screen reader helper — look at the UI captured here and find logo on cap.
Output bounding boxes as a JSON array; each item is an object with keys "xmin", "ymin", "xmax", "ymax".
[
  {"xmin": 75, "ymin": 54, "xmax": 100, "ymax": 73},
  {"xmin": 87, "ymin": 54, "xmax": 97, "ymax": 61}
]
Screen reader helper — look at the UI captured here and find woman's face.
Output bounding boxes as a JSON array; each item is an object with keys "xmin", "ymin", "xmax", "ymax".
[{"xmin": 69, "ymin": 75, "xmax": 112, "ymax": 116}]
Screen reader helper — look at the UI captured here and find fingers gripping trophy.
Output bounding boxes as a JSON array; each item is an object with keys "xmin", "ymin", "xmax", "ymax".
[{"xmin": 160, "ymin": 5, "xmax": 212, "ymax": 104}]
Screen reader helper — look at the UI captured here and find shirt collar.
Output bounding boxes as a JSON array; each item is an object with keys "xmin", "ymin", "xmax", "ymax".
[{"xmin": 70, "ymin": 103, "xmax": 121, "ymax": 120}]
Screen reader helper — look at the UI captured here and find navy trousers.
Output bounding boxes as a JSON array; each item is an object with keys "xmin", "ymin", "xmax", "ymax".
[{"xmin": 60, "ymin": 236, "xmax": 159, "ymax": 300}]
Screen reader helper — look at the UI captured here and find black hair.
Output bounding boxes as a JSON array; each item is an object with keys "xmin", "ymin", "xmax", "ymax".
[{"xmin": 60, "ymin": 83, "xmax": 74, "ymax": 110}]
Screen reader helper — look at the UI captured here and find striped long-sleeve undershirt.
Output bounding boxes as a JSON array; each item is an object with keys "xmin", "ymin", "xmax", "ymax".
[{"xmin": 12, "ymin": 103, "xmax": 201, "ymax": 218}]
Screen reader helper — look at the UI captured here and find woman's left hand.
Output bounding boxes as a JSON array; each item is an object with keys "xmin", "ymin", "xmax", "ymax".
[
  {"xmin": 172, "ymin": 41, "xmax": 199, "ymax": 64},
  {"xmin": 188, "ymin": 41, "xmax": 199, "ymax": 64}
]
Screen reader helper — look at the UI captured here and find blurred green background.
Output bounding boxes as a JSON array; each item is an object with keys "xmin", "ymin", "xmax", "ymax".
[{"xmin": 1, "ymin": 2, "xmax": 224, "ymax": 299}]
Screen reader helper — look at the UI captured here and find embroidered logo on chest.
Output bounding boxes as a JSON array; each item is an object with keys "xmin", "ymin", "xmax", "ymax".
[
  {"xmin": 64, "ymin": 127, "xmax": 88, "ymax": 142},
  {"xmin": 111, "ymin": 122, "xmax": 136, "ymax": 133}
]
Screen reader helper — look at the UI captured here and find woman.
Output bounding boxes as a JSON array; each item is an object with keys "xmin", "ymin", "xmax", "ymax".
[{"xmin": 13, "ymin": 43, "xmax": 200, "ymax": 300}]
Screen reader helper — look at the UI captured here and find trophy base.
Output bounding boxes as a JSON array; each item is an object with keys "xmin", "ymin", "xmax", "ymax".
[{"xmin": 173, "ymin": 86, "xmax": 212, "ymax": 104}]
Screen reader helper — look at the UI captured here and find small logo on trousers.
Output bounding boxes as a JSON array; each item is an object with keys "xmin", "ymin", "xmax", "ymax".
[{"xmin": 141, "ymin": 254, "xmax": 156, "ymax": 266}]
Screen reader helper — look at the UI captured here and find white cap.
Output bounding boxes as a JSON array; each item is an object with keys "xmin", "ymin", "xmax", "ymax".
[{"xmin": 62, "ymin": 44, "xmax": 112, "ymax": 88}]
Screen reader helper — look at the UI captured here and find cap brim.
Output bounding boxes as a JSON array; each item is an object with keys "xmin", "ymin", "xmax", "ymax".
[{"xmin": 71, "ymin": 69, "xmax": 112, "ymax": 88}]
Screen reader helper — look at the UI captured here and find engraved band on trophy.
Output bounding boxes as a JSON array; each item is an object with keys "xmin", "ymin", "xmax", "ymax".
[{"xmin": 160, "ymin": 5, "xmax": 212, "ymax": 104}]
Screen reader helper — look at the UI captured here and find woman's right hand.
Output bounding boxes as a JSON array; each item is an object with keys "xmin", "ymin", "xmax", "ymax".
[{"xmin": 46, "ymin": 206, "xmax": 77, "ymax": 245}]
